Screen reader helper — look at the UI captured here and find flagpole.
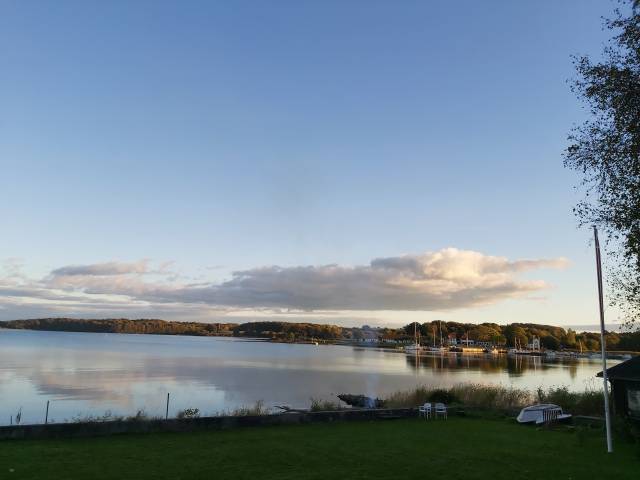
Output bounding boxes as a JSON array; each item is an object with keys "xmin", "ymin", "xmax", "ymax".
[{"xmin": 594, "ymin": 226, "xmax": 613, "ymax": 453}]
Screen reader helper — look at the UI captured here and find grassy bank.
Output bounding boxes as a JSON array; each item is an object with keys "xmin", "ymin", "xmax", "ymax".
[
  {"xmin": 1, "ymin": 417, "xmax": 638, "ymax": 479},
  {"xmin": 383, "ymin": 383, "xmax": 606, "ymax": 416}
]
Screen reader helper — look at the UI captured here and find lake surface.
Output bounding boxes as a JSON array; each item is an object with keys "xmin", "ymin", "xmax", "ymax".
[{"xmin": 0, "ymin": 329, "xmax": 615, "ymax": 426}]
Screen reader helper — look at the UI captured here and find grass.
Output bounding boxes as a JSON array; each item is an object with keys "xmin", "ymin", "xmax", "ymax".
[
  {"xmin": 383, "ymin": 383, "xmax": 606, "ymax": 415},
  {"xmin": 0, "ymin": 417, "xmax": 638, "ymax": 479},
  {"xmin": 68, "ymin": 409, "xmax": 158, "ymax": 424},
  {"xmin": 228, "ymin": 400, "xmax": 269, "ymax": 417}
]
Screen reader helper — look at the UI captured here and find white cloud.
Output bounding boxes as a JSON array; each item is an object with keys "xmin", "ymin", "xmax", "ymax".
[
  {"xmin": 196, "ymin": 248, "xmax": 568, "ymax": 310},
  {"xmin": 0, "ymin": 248, "xmax": 568, "ymax": 320}
]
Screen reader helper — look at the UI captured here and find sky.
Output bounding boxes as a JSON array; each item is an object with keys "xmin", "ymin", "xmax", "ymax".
[{"xmin": 0, "ymin": 0, "xmax": 631, "ymax": 329}]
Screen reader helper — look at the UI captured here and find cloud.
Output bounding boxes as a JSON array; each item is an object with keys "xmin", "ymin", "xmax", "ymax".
[
  {"xmin": 190, "ymin": 248, "xmax": 568, "ymax": 310},
  {"xmin": 1, "ymin": 248, "xmax": 566, "ymax": 319},
  {"xmin": 50, "ymin": 260, "xmax": 151, "ymax": 277}
]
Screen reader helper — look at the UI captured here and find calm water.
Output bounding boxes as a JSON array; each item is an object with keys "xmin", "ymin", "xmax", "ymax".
[{"xmin": 0, "ymin": 329, "xmax": 615, "ymax": 425}]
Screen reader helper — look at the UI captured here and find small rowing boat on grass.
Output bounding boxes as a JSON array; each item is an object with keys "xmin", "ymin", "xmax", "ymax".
[{"xmin": 516, "ymin": 404, "xmax": 572, "ymax": 425}]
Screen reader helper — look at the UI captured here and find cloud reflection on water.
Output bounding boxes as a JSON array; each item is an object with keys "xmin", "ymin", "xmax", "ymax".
[{"xmin": 0, "ymin": 329, "xmax": 605, "ymax": 425}]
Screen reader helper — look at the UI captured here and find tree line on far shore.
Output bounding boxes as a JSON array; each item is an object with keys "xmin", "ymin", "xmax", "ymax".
[
  {"xmin": 396, "ymin": 321, "xmax": 640, "ymax": 353},
  {"xmin": 0, "ymin": 318, "xmax": 237, "ymax": 336},
  {"xmin": 1, "ymin": 317, "xmax": 640, "ymax": 352}
]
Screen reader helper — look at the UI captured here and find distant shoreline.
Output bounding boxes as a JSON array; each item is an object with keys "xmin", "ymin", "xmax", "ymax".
[{"xmin": 1, "ymin": 317, "xmax": 638, "ymax": 353}]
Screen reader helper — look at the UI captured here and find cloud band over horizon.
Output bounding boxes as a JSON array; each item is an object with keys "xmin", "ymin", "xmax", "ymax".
[{"xmin": 0, "ymin": 248, "xmax": 569, "ymax": 322}]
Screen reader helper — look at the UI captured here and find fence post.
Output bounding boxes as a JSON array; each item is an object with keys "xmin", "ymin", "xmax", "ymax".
[
  {"xmin": 45, "ymin": 400, "xmax": 50, "ymax": 425},
  {"xmin": 166, "ymin": 393, "xmax": 170, "ymax": 420}
]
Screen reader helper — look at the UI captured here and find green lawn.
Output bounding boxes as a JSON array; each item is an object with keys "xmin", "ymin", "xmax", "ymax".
[{"xmin": 0, "ymin": 417, "xmax": 638, "ymax": 479}]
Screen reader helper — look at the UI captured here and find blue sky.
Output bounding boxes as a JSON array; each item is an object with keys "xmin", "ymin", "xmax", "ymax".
[{"xmin": 0, "ymin": 0, "xmax": 627, "ymax": 327}]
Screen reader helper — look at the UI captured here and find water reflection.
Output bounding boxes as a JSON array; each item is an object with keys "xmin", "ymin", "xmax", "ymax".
[
  {"xmin": 0, "ymin": 329, "xmax": 611, "ymax": 425},
  {"xmin": 406, "ymin": 352, "xmax": 582, "ymax": 378}
]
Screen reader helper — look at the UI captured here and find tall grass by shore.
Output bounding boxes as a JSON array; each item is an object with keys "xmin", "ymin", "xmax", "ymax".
[
  {"xmin": 16, "ymin": 384, "xmax": 609, "ymax": 427},
  {"xmin": 383, "ymin": 383, "xmax": 606, "ymax": 416}
]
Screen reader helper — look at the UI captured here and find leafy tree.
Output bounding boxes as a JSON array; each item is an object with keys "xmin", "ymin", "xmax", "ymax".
[
  {"xmin": 618, "ymin": 330, "xmax": 640, "ymax": 350},
  {"xmin": 419, "ymin": 322, "xmax": 433, "ymax": 340},
  {"xmin": 605, "ymin": 331, "xmax": 621, "ymax": 350},
  {"xmin": 585, "ymin": 338, "xmax": 601, "ymax": 351},
  {"xmin": 493, "ymin": 334, "xmax": 507, "ymax": 345},
  {"xmin": 404, "ymin": 322, "xmax": 421, "ymax": 336},
  {"xmin": 564, "ymin": 4, "xmax": 640, "ymax": 326},
  {"xmin": 468, "ymin": 325, "xmax": 501, "ymax": 342},
  {"xmin": 503, "ymin": 325, "xmax": 528, "ymax": 348},
  {"xmin": 563, "ymin": 328, "xmax": 577, "ymax": 348},
  {"xmin": 540, "ymin": 335, "xmax": 560, "ymax": 350}
]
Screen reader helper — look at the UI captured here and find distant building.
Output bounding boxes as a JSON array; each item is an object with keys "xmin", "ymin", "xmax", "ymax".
[
  {"xmin": 597, "ymin": 356, "xmax": 640, "ymax": 420},
  {"xmin": 447, "ymin": 333, "xmax": 458, "ymax": 346},
  {"xmin": 360, "ymin": 329, "xmax": 380, "ymax": 343},
  {"xmin": 527, "ymin": 336, "xmax": 540, "ymax": 351}
]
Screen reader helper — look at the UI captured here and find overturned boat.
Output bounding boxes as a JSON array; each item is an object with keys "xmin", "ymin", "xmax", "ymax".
[{"xmin": 516, "ymin": 404, "xmax": 572, "ymax": 425}]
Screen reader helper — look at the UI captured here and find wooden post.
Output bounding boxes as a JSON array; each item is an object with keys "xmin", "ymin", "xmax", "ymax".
[
  {"xmin": 166, "ymin": 393, "xmax": 170, "ymax": 420},
  {"xmin": 45, "ymin": 400, "xmax": 50, "ymax": 425}
]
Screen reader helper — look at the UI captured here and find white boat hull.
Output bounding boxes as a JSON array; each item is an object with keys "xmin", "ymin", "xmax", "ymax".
[{"xmin": 517, "ymin": 404, "xmax": 572, "ymax": 424}]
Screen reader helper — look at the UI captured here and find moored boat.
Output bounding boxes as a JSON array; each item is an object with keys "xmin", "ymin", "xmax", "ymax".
[
  {"xmin": 404, "ymin": 343, "xmax": 423, "ymax": 354},
  {"xmin": 404, "ymin": 322, "xmax": 423, "ymax": 355},
  {"xmin": 426, "ymin": 346, "xmax": 448, "ymax": 353}
]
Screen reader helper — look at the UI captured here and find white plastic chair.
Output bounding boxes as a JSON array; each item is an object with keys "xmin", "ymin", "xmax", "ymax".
[
  {"xmin": 434, "ymin": 402, "xmax": 447, "ymax": 419},
  {"xmin": 418, "ymin": 403, "xmax": 432, "ymax": 419}
]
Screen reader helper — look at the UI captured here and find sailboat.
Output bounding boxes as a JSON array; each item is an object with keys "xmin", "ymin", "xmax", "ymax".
[
  {"xmin": 576, "ymin": 340, "xmax": 588, "ymax": 358},
  {"xmin": 426, "ymin": 321, "xmax": 447, "ymax": 352},
  {"xmin": 507, "ymin": 338, "xmax": 528, "ymax": 355},
  {"xmin": 404, "ymin": 323, "xmax": 423, "ymax": 355}
]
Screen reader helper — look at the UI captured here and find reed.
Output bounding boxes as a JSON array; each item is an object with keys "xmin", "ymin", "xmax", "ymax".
[
  {"xmin": 69, "ymin": 409, "xmax": 159, "ymax": 423},
  {"xmin": 384, "ymin": 383, "xmax": 604, "ymax": 416},
  {"xmin": 536, "ymin": 386, "xmax": 604, "ymax": 416},
  {"xmin": 229, "ymin": 400, "xmax": 269, "ymax": 417},
  {"xmin": 309, "ymin": 398, "xmax": 343, "ymax": 412}
]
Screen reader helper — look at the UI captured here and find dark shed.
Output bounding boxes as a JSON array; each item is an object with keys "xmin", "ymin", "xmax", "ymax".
[{"xmin": 597, "ymin": 356, "xmax": 640, "ymax": 419}]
